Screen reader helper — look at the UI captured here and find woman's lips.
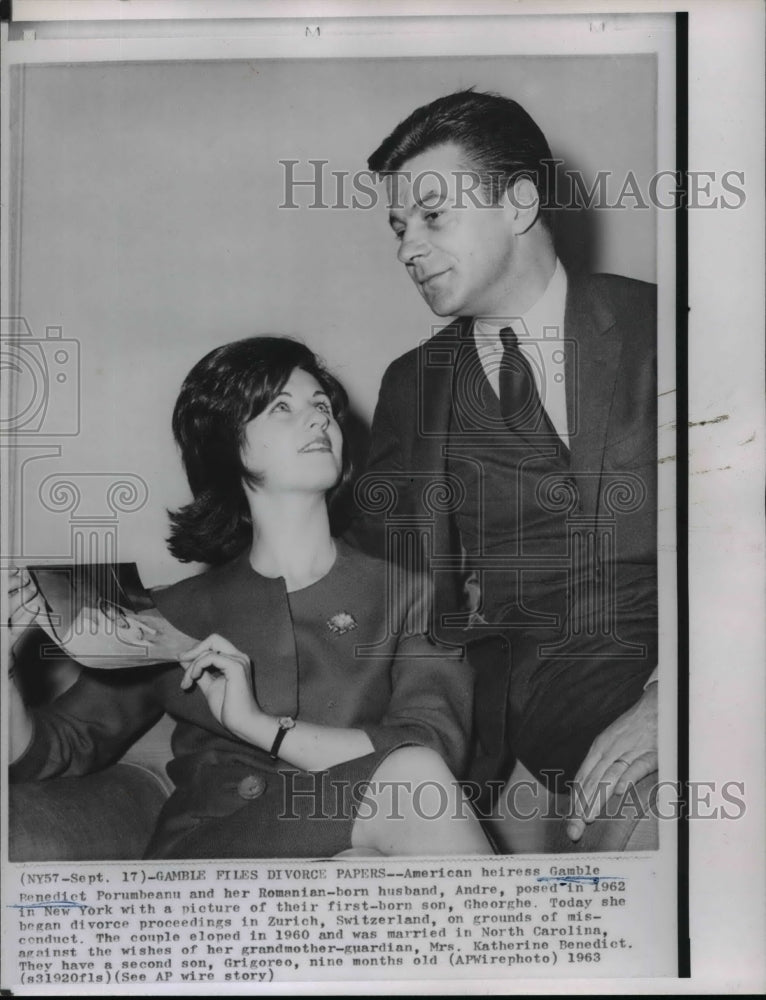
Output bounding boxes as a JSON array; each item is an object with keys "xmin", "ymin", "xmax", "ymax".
[{"xmin": 300, "ymin": 436, "xmax": 332, "ymax": 453}]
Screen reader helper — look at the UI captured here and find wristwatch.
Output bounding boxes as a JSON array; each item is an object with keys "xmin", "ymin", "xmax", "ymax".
[{"xmin": 269, "ymin": 716, "xmax": 296, "ymax": 761}]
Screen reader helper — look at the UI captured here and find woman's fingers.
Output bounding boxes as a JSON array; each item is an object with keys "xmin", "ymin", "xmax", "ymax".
[
  {"xmin": 179, "ymin": 633, "xmax": 246, "ymax": 665},
  {"xmin": 9, "ymin": 575, "xmax": 37, "ymax": 605},
  {"xmin": 194, "ymin": 668, "xmax": 214, "ymax": 698},
  {"xmin": 179, "ymin": 649, "xmax": 249, "ymax": 690},
  {"xmin": 8, "ymin": 580, "xmax": 43, "ymax": 628},
  {"xmin": 8, "ymin": 568, "xmax": 32, "ymax": 594},
  {"xmin": 180, "ymin": 659, "xmax": 197, "ymax": 691}
]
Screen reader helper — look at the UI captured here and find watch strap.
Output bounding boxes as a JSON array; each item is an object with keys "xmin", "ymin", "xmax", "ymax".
[{"xmin": 269, "ymin": 717, "xmax": 294, "ymax": 761}]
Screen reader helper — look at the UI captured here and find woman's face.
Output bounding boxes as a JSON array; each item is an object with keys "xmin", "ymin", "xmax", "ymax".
[{"xmin": 240, "ymin": 367, "xmax": 343, "ymax": 496}]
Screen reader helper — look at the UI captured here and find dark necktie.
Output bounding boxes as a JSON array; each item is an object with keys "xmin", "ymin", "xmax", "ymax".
[{"xmin": 498, "ymin": 325, "xmax": 548, "ymax": 434}]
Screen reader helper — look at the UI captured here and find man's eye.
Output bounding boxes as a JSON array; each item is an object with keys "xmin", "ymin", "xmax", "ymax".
[
  {"xmin": 425, "ymin": 210, "xmax": 442, "ymax": 223},
  {"xmin": 392, "ymin": 228, "xmax": 405, "ymax": 241}
]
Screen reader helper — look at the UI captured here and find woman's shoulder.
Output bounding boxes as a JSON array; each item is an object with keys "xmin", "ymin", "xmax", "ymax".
[
  {"xmin": 333, "ymin": 539, "xmax": 432, "ymax": 617},
  {"xmin": 334, "ymin": 539, "xmax": 427, "ymax": 586},
  {"xmin": 334, "ymin": 537, "xmax": 384, "ymax": 573},
  {"xmin": 150, "ymin": 553, "xmax": 251, "ymax": 637}
]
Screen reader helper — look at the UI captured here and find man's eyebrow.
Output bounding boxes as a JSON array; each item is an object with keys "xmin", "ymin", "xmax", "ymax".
[
  {"xmin": 388, "ymin": 187, "xmax": 445, "ymax": 228},
  {"xmin": 415, "ymin": 187, "xmax": 445, "ymax": 208}
]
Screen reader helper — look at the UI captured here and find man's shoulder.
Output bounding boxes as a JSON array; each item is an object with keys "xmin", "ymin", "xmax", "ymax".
[
  {"xmin": 380, "ymin": 320, "xmax": 466, "ymax": 382},
  {"xmin": 574, "ymin": 271, "xmax": 656, "ymax": 312}
]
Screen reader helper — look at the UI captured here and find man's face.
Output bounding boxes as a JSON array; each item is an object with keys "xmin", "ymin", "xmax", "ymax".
[{"xmin": 386, "ymin": 142, "xmax": 518, "ymax": 319}]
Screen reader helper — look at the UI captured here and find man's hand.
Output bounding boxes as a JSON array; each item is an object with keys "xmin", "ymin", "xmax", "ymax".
[{"xmin": 566, "ymin": 682, "xmax": 658, "ymax": 842}]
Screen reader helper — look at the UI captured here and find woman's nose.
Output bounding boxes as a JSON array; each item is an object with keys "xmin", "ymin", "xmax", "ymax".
[{"xmin": 308, "ymin": 407, "xmax": 330, "ymax": 429}]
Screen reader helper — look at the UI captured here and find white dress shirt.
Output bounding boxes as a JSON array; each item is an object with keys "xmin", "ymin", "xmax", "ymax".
[{"xmin": 473, "ymin": 259, "xmax": 569, "ymax": 448}]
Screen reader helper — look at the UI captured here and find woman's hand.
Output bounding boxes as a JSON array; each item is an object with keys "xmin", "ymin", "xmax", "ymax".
[
  {"xmin": 7, "ymin": 569, "xmax": 48, "ymax": 672},
  {"xmin": 179, "ymin": 633, "xmax": 262, "ymax": 740},
  {"xmin": 7, "ymin": 569, "xmax": 44, "ymax": 761},
  {"xmin": 179, "ymin": 633, "xmax": 376, "ymax": 771}
]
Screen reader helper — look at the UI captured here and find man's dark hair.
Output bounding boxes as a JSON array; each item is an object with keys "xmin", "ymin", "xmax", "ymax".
[
  {"xmin": 167, "ymin": 336, "xmax": 350, "ymax": 566},
  {"xmin": 368, "ymin": 89, "xmax": 555, "ymax": 229}
]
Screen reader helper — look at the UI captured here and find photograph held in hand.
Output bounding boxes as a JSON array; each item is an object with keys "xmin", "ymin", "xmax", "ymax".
[{"xmin": 22, "ymin": 563, "xmax": 198, "ymax": 669}]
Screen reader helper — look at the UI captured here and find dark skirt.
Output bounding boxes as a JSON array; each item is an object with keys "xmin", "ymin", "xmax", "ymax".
[{"xmin": 143, "ymin": 749, "xmax": 391, "ymax": 860}]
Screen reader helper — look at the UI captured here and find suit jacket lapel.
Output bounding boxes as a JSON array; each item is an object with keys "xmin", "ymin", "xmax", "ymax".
[
  {"xmin": 411, "ymin": 318, "xmax": 470, "ymax": 619},
  {"xmin": 412, "ymin": 318, "xmax": 469, "ymax": 550},
  {"xmin": 414, "ymin": 317, "xmax": 469, "ymax": 447},
  {"xmin": 565, "ymin": 275, "xmax": 621, "ymax": 516}
]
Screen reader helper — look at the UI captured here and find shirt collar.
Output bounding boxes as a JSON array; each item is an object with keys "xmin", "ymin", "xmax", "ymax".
[{"xmin": 474, "ymin": 259, "xmax": 567, "ymax": 348}]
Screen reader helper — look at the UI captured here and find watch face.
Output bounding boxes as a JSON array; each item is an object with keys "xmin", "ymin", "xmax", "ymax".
[{"xmin": 279, "ymin": 716, "xmax": 296, "ymax": 730}]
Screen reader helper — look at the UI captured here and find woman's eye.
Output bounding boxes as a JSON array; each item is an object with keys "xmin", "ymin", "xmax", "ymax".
[
  {"xmin": 425, "ymin": 210, "xmax": 442, "ymax": 223},
  {"xmin": 316, "ymin": 401, "xmax": 331, "ymax": 415},
  {"xmin": 272, "ymin": 401, "xmax": 290, "ymax": 413},
  {"xmin": 392, "ymin": 229, "xmax": 404, "ymax": 241}
]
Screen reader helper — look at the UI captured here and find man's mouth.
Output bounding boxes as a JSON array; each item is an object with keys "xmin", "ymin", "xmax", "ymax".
[
  {"xmin": 418, "ymin": 270, "xmax": 449, "ymax": 285},
  {"xmin": 417, "ymin": 270, "xmax": 450, "ymax": 291}
]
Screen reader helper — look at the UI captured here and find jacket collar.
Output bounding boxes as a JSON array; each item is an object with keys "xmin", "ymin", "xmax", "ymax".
[
  {"xmin": 157, "ymin": 552, "xmax": 300, "ymax": 718},
  {"xmin": 418, "ymin": 275, "xmax": 622, "ymax": 515}
]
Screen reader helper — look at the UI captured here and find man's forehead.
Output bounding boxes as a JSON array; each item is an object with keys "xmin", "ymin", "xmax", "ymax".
[
  {"xmin": 384, "ymin": 150, "xmax": 482, "ymax": 211},
  {"xmin": 384, "ymin": 172, "xmax": 452, "ymax": 206}
]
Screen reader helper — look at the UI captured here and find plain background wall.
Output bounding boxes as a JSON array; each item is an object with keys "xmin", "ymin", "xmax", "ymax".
[{"xmin": 9, "ymin": 54, "xmax": 656, "ymax": 584}]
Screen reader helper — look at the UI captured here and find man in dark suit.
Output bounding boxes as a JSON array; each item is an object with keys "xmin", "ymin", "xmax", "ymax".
[{"xmin": 350, "ymin": 90, "xmax": 658, "ymax": 842}]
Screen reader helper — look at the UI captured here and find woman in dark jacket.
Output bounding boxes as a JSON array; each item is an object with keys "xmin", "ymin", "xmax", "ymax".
[{"xmin": 9, "ymin": 337, "xmax": 490, "ymax": 859}]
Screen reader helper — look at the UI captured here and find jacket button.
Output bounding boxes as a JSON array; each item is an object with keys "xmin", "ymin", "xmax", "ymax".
[{"xmin": 237, "ymin": 774, "xmax": 267, "ymax": 800}]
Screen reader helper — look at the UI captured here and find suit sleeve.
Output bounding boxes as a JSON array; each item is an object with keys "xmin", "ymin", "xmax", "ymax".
[
  {"xmin": 8, "ymin": 665, "xmax": 167, "ymax": 783},
  {"xmin": 344, "ymin": 361, "xmax": 408, "ymax": 561}
]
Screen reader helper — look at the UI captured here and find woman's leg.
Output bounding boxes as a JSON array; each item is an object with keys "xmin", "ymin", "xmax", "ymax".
[{"xmin": 351, "ymin": 746, "xmax": 494, "ymax": 856}]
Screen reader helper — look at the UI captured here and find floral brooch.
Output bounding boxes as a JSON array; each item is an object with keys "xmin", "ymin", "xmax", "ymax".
[{"xmin": 326, "ymin": 611, "xmax": 357, "ymax": 636}]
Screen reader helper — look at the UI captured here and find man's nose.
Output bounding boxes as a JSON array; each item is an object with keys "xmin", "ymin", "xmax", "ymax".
[{"xmin": 397, "ymin": 227, "xmax": 429, "ymax": 265}]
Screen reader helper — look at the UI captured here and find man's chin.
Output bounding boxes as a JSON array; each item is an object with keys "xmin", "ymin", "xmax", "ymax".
[{"xmin": 420, "ymin": 292, "xmax": 459, "ymax": 318}]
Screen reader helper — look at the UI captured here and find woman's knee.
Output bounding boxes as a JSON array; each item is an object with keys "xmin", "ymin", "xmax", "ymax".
[
  {"xmin": 373, "ymin": 745, "xmax": 454, "ymax": 785},
  {"xmin": 352, "ymin": 745, "xmax": 493, "ymax": 856}
]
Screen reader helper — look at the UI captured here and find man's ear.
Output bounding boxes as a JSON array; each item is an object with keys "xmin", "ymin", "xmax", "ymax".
[{"xmin": 503, "ymin": 175, "xmax": 541, "ymax": 235}]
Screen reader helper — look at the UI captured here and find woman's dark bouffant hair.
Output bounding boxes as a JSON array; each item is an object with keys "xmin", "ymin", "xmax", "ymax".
[{"xmin": 167, "ymin": 336, "xmax": 350, "ymax": 566}]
